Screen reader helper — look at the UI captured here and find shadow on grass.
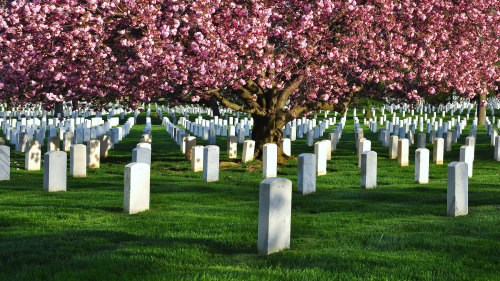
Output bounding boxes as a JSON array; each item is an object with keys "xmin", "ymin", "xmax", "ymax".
[
  {"xmin": 0, "ymin": 202, "xmax": 123, "ymax": 213},
  {"xmin": 291, "ymin": 187, "xmax": 500, "ymax": 217},
  {"xmin": 0, "ymin": 229, "xmax": 255, "ymax": 278}
]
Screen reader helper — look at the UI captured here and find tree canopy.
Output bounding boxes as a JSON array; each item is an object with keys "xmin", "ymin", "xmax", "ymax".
[{"xmin": 0, "ymin": 0, "xmax": 498, "ymax": 111}]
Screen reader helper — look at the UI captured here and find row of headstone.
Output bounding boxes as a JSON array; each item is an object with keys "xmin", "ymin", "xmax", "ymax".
[
  {"xmin": 163, "ymin": 118, "xmax": 221, "ymax": 182},
  {"xmin": 257, "ymin": 157, "xmax": 470, "ymax": 256},
  {"xmin": 164, "ymin": 97, "xmax": 498, "ymax": 160},
  {"xmin": 123, "ymin": 116, "xmax": 156, "ymax": 215},
  {"xmin": 0, "ymin": 113, "xmax": 136, "ymax": 203}
]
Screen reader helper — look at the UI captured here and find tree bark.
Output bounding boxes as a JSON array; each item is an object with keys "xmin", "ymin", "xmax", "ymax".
[
  {"xmin": 364, "ymin": 109, "xmax": 372, "ymax": 118},
  {"xmin": 209, "ymin": 95, "xmax": 220, "ymax": 117},
  {"xmin": 251, "ymin": 114, "xmax": 288, "ymax": 163},
  {"xmin": 72, "ymin": 100, "xmax": 78, "ymax": 109},
  {"xmin": 211, "ymin": 81, "xmax": 354, "ymax": 162},
  {"xmin": 54, "ymin": 101, "xmax": 64, "ymax": 118},
  {"xmin": 478, "ymin": 93, "xmax": 486, "ymax": 125}
]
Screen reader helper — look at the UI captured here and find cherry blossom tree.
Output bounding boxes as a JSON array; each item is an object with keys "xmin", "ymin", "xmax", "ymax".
[
  {"xmin": 0, "ymin": 0, "xmax": 165, "ymax": 113},
  {"xmin": 154, "ymin": 0, "xmax": 499, "ymax": 157},
  {"xmin": 1, "ymin": 0, "xmax": 499, "ymax": 159}
]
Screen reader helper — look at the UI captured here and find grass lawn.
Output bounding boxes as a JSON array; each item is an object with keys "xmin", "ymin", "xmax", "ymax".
[{"xmin": 0, "ymin": 111, "xmax": 499, "ymax": 281}]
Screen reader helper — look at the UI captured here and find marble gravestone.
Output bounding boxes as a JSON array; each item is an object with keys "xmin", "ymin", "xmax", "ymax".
[
  {"xmin": 415, "ymin": 148, "xmax": 429, "ymax": 184},
  {"xmin": 297, "ymin": 153, "xmax": 316, "ymax": 195},
  {"xmin": 447, "ymin": 162, "xmax": 468, "ymax": 217},
  {"xmin": 361, "ymin": 151, "xmax": 377, "ymax": 189},
  {"xmin": 0, "ymin": 145, "xmax": 10, "ymax": 180},
  {"xmin": 43, "ymin": 151, "xmax": 67, "ymax": 192},
  {"xmin": 25, "ymin": 140, "xmax": 41, "ymax": 171},
  {"xmin": 124, "ymin": 162, "xmax": 150, "ymax": 215},
  {"xmin": 242, "ymin": 140, "xmax": 255, "ymax": 163},
  {"xmin": 258, "ymin": 177, "xmax": 292, "ymax": 256},
  {"xmin": 191, "ymin": 145, "xmax": 204, "ymax": 172},
  {"xmin": 263, "ymin": 143, "xmax": 277, "ymax": 178},
  {"xmin": 87, "ymin": 140, "xmax": 100, "ymax": 168},
  {"xmin": 70, "ymin": 144, "xmax": 87, "ymax": 178},
  {"xmin": 203, "ymin": 145, "xmax": 220, "ymax": 182}
]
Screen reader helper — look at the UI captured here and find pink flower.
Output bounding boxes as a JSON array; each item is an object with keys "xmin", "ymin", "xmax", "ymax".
[{"xmin": 0, "ymin": 0, "xmax": 496, "ymax": 113}]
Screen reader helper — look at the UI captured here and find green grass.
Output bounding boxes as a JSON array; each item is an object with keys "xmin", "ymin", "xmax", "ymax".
[{"xmin": 0, "ymin": 111, "xmax": 499, "ymax": 281}]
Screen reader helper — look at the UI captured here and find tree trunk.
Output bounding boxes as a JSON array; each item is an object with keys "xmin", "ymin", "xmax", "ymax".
[
  {"xmin": 210, "ymin": 95, "xmax": 220, "ymax": 117},
  {"xmin": 364, "ymin": 108, "xmax": 372, "ymax": 118},
  {"xmin": 478, "ymin": 93, "xmax": 486, "ymax": 125},
  {"xmin": 72, "ymin": 100, "xmax": 78, "ymax": 109},
  {"xmin": 54, "ymin": 101, "xmax": 64, "ymax": 118},
  {"xmin": 251, "ymin": 114, "xmax": 288, "ymax": 163}
]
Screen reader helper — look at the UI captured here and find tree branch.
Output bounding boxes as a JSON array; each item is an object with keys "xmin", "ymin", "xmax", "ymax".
[
  {"xmin": 284, "ymin": 91, "xmax": 355, "ymax": 123},
  {"xmin": 276, "ymin": 75, "xmax": 304, "ymax": 110},
  {"xmin": 210, "ymin": 89, "xmax": 266, "ymax": 116},
  {"xmin": 237, "ymin": 85, "xmax": 262, "ymax": 111}
]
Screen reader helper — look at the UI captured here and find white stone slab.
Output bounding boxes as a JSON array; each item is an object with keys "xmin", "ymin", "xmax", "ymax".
[
  {"xmin": 124, "ymin": 162, "xmax": 150, "ymax": 214},
  {"xmin": 297, "ymin": 153, "xmax": 316, "ymax": 195},
  {"xmin": 361, "ymin": 151, "xmax": 377, "ymax": 189},
  {"xmin": 258, "ymin": 177, "xmax": 292, "ymax": 256},
  {"xmin": 70, "ymin": 144, "xmax": 87, "ymax": 177},
  {"xmin": 43, "ymin": 151, "xmax": 67, "ymax": 192},
  {"xmin": 263, "ymin": 143, "xmax": 277, "ymax": 178},
  {"xmin": 415, "ymin": 148, "xmax": 429, "ymax": 184},
  {"xmin": 447, "ymin": 162, "xmax": 468, "ymax": 217}
]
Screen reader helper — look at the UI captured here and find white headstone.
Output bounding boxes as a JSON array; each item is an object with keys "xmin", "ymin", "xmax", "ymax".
[
  {"xmin": 132, "ymin": 147, "xmax": 151, "ymax": 166},
  {"xmin": 361, "ymin": 151, "xmax": 377, "ymax": 189},
  {"xmin": 203, "ymin": 145, "xmax": 219, "ymax": 182},
  {"xmin": 358, "ymin": 138, "xmax": 371, "ymax": 169},
  {"xmin": 447, "ymin": 162, "xmax": 468, "ymax": 217},
  {"xmin": 263, "ymin": 143, "xmax": 277, "ymax": 178},
  {"xmin": 389, "ymin": 135, "xmax": 398, "ymax": 159},
  {"xmin": 491, "ymin": 129, "xmax": 498, "ymax": 146},
  {"xmin": 297, "ymin": 153, "xmax": 316, "ymax": 195},
  {"xmin": 227, "ymin": 136, "xmax": 237, "ymax": 159},
  {"xmin": 25, "ymin": 140, "xmax": 41, "ymax": 171},
  {"xmin": 279, "ymin": 138, "xmax": 291, "ymax": 157},
  {"xmin": 87, "ymin": 139, "xmax": 100, "ymax": 168},
  {"xmin": 258, "ymin": 177, "xmax": 292, "ymax": 256},
  {"xmin": 242, "ymin": 140, "xmax": 255, "ymax": 163},
  {"xmin": 314, "ymin": 141, "xmax": 328, "ymax": 175},
  {"xmin": 433, "ymin": 138, "xmax": 444, "ymax": 164},
  {"xmin": 0, "ymin": 145, "xmax": 10, "ymax": 180},
  {"xmin": 459, "ymin": 146, "xmax": 473, "ymax": 178},
  {"xmin": 63, "ymin": 131, "xmax": 73, "ymax": 151},
  {"xmin": 16, "ymin": 132, "xmax": 27, "ymax": 153},
  {"xmin": 495, "ymin": 136, "xmax": 500, "ymax": 161},
  {"xmin": 397, "ymin": 138, "xmax": 409, "ymax": 166},
  {"xmin": 43, "ymin": 151, "xmax": 67, "ymax": 192},
  {"xmin": 124, "ymin": 162, "xmax": 150, "ymax": 214},
  {"xmin": 184, "ymin": 136, "xmax": 196, "ymax": 161},
  {"xmin": 415, "ymin": 148, "xmax": 429, "ymax": 184},
  {"xmin": 191, "ymin": 145, "xmax": 204, "ymax": 172},
  {"xmin": 70, "ymin": 144, "xmax": 87, "ymax": 177},
  {"xmin": 99, "ymin": 135, "xmax": 112, "ymax": 158},
  {"xmin": 417, "ymin": 133, "xmax": 426, "ymax": 148},
  {"xmin": 48, "ymin": 136, "xmax": 60, "ymax": 151}
]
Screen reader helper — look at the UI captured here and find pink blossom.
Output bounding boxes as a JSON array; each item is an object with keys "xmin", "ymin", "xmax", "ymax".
[{"xmin": 0, "ymin": 0, "xmax": 497, "ymax": 111}]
